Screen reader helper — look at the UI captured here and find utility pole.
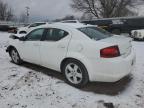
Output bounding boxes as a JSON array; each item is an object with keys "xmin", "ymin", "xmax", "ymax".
[{"xmin": 25, "ymin": 6, "xmax": 30, "ymax": 23}]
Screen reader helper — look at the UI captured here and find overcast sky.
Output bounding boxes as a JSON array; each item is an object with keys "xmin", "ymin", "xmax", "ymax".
[
  {"xmin": 2, "ymin": 0, "xmax": 144, "ymax": 22},
  {"xmin": 3, "ymin": 0, "xmax": 80, "ymax": 21}
]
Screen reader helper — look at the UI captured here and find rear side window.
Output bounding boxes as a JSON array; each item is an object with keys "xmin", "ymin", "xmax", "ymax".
[
  {"xmin": 45, "ymin": 28, "xmax": 69, "ymax": 41},
  {"xmin": 78, "ymin": 27, "xmax": 112, "ymax": 40}
]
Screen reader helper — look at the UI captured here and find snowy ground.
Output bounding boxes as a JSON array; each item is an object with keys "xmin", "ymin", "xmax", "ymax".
[{"xmin": 0, "ymin": 32, "xmax": 144, "ymax": 108}]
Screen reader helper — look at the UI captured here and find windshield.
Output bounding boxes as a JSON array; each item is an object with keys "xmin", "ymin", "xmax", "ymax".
[{"xmin": 78, "ymin": 27, "xmax": 113, "ymax": 40}]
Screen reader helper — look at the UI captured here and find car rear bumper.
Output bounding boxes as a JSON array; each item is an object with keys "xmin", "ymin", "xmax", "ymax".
[{"xmin": 88, "ymin": 48, "xmax": 136, "ymax": 82}]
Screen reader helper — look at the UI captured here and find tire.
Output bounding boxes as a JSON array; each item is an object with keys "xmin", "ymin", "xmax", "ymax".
[
  {"xmin": 112, "ymin": 29, "xmax": 121, "ymax": 35},
  {"xmin": 62, "ymin": 59, "xmax": 89, "ymax": 88},
  {"xmin": 10, "ymin": 48, "xmax": 23, "ymax": 65}
]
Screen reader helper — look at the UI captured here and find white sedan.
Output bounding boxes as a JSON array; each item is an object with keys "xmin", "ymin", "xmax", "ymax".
[
  {"xmin": 131, "ymin": 29, "xmax": 144, "ymax": 40},
  {"xmin": 6, "ymin": 23, "xmax": 136, "ymax": 87}
]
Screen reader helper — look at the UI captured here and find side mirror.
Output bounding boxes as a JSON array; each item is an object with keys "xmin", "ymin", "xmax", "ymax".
[
  {"xmin": 19, "ymin": 36, "xmax": 26, "ymax": 41},
  {"xmin": 9, "ymin": 35, "xmax": 26, "ymax": 41}
]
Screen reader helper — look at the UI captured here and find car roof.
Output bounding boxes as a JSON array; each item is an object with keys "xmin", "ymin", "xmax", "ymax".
[{"xmin": 38, "ymin": 22, "xmax": 96, "ymax": 29}]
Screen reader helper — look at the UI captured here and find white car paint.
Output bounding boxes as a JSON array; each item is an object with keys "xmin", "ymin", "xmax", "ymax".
[
  {"xmin": 131, "ymin": 29, "xmax": 144, "ymax": 40},
  {"xmin": 7, "ymin": 23, "xmax": 136, "ymax": 84}
]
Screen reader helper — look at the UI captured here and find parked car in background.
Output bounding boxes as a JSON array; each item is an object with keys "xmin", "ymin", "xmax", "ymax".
[
  {"xmin": 82, "ymin": 16, "xmax": 144, "ymax": 35},
  {"xmin": 131, "ymin": 29, "xmax": 144, "ymax": 40},
  {"xmin": 17, "ymin": 22, "xmax": 48, "ymax": 34},
  {"xmin": 6, "ymin": 23, "xmax": 136, "ymax": 88},
  {"xmin": 0, "ymin": 24, "xmax": 17, "ymax": 33},
  {"xmin": 8, "ymin": 25, "xmax": 17, "ymax": 33},
  {"xmin": 0, "ymin": 24, "xmax": 10, "ymax": 31}
]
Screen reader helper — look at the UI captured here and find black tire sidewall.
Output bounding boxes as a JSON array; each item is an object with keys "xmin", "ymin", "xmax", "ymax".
[{"xmin": 62, "ymin": 59, "xmax": 89, "ymax": 88}]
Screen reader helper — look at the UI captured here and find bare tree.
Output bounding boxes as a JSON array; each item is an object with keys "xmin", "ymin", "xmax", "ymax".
[
  {"xmin": 0, "ymin": 0, "xmax": 14, "ymax": 21},
  {"xmin": 71, "ymin": 0, "xmax": 140, "ymax": 19},
  {"xmin": 19, "ymin": 13, "xmax": 27, "ymax": 23},
  {"xmin": 6, "ymin": 8, "xmax": 14, "ymax": 21}
]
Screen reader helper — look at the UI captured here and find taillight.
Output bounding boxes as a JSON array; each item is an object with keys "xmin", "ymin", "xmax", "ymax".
[{"xmin": 100, "ymin": 46, "xmax": 120, "ymax": 58}]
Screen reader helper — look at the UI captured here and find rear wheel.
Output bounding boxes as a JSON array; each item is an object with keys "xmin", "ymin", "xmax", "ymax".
[
  {"xmin": 62, "ymin": 59, "xmax": 89, "ymax": 88},
  {"xmin": 10, "ymin": 48, "xmax": 22, "ymax": 65}
]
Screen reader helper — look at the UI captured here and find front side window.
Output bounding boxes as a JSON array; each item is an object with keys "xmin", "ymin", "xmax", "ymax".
[
  {"xmin": 26, "ymin": 28, "xmax": 44, "ymax": 41},
  {"xmin": 45, "ymin": 28, "xmax": 69, "ymax": 41},
  {"xmin": 78, "ymin": 27, "xmax": 113, "ymax": 40}
]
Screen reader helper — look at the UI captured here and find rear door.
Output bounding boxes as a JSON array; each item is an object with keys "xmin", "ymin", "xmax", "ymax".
[{"xmin": 40, "ymin": 28, "xmax": 71, "ymax": 71}]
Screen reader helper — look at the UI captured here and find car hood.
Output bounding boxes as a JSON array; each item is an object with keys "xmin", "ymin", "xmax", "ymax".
[
  {"xmin": 11, "ymin": 33, "xmax": 26, "ymax": 37},
  {"xmin": 100, "ymin": 35, "xmax": 132, "ymax": 43},
  {"xmin": 18, "ymin": 27, "xmax": 28, "ymax": 30}
]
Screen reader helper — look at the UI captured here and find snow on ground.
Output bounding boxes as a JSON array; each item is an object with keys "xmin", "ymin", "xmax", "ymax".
[{"xmin": 0, "ymin": 32, "xmax": 144, "ymax": 108}]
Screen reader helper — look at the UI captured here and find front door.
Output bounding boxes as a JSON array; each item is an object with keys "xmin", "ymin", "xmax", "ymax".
[{"xmin": 20, "ymin": 28, "xmax": 45, "ymax": 64}]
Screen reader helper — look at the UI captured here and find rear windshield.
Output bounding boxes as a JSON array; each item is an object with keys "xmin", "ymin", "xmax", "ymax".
[{"xmin": 78, "ymin": 27, "xmax": 113, "ymax": 40}]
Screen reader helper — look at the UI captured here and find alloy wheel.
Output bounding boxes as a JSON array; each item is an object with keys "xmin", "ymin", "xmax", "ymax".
[
  {"xmin": 65, "ymin": 63, "xmax": 83, "ymax": 84},
  {"xmin": 11, "ymin": 50, "xmax": 19, "ymax": 63}
]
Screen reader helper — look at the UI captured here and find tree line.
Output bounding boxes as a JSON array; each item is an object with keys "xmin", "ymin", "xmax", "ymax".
[
  {"xmin": 0, "ymin": 0, "xmax": 27, "ymax": 22},
  {"xmin": 54, "ymin": 0, "xmax": 144, "ymax": 21},
  {"xmin": 71, "ymin": 0, "xmax": 143, "ymax": 19},
  {"xmin": 0, "ymin": 0, "xmax": 13, "ymax": 21},
  {"xmin": 0, "ymin": 0, "xmax": 144, "ymax": 22}
]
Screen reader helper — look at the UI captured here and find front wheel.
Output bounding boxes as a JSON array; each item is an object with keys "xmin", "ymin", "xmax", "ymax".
[
  {"xmin": 10, "ymin": 48, "xmax": 23, "ymax": 65},
  {"xmin": 62, "ymin": 59, "xmax": 89, "ymax": 88}
]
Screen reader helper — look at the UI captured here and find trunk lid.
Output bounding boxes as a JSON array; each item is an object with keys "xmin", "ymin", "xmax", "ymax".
[{"xmin": 100, "ymin": 35, "xmax": 132, "ymax": 57}]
